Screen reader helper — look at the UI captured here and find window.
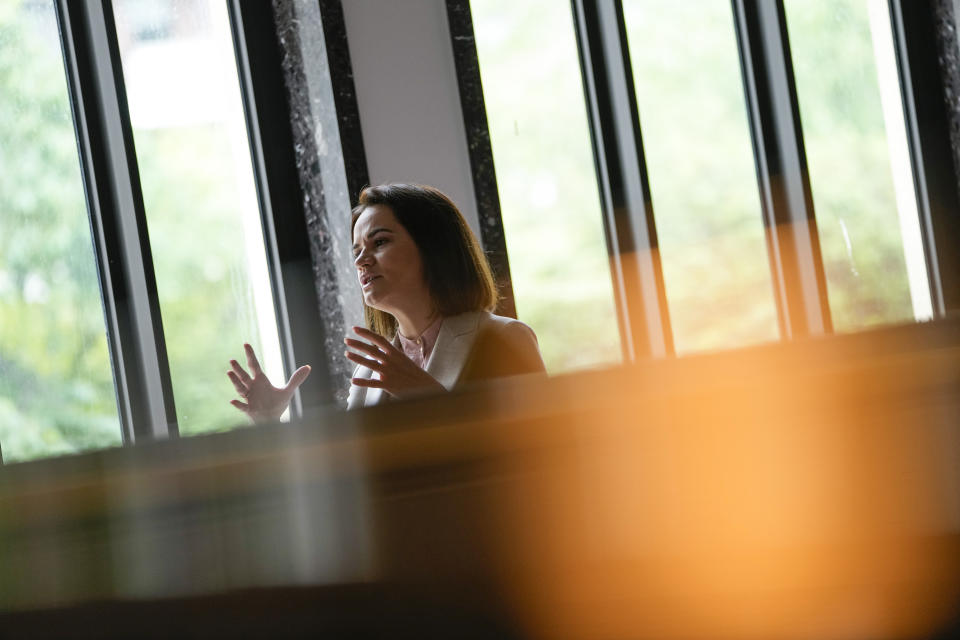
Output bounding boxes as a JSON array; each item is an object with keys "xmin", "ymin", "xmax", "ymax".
[
  {"xmin": 2, "ymin": 0, "xmax": 957, "ymax": 462},
  {"xmin": 467, "ymin": 0, "xmax": 951, "ymax": 361},
  {"xmin": 471, "ymin": 0, "xmax": 622, "ymax": 372},
  {"xmin": 623, "ymin": 0, "xmax": 780, "ymax": 353},
  {"xmin": 0, "ymin": 0, "xmax": 337, "ymax": 461},
  {"xmin": 0, "ymin": 0, "xmax": 121, "ymax": 462},
  {"xmin": 112, "ymin": 0, "xmax": 284, "ymax": 434},
  {"xmin": 784, "ymin": 0, "xmax": 932, "ymax": 330}
]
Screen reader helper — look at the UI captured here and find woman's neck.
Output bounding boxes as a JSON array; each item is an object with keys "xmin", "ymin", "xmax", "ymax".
[{"xmin": 394, "ymin": 308, "xmax": 440, "ymax": 339}]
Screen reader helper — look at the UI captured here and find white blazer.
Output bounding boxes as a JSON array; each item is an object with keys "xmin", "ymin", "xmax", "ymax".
[{"xmin": 346, "ymin": 311, "xmax": 543, "ymax": 409}]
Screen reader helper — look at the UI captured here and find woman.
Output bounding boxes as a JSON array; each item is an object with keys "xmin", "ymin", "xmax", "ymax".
[{"xmin": 227, "ymin": 183, "xmax": 544, "ymax": 421}]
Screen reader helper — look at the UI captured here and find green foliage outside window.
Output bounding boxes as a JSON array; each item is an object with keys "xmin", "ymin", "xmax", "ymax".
[
  {"xmin": 786, "ymin": 0, "xmax": 915, "ymax": 330},
  {"xmin": 134, "ymin": 125, "xmax": 270, "ymax": 435},
  {"xmin": 0, "ymin": 3, "xmax": 121, "ymax": 461},
  {"xmin": 475, "ymin": 0, "xmax": 919, "ymax": 363},
  {"xmin": 0, "ymin": 1, "xmax": 261, "ymax": 460},
  {"xmin": 0, "ymin": 0, "xmax": 929, "ymax": 461}
]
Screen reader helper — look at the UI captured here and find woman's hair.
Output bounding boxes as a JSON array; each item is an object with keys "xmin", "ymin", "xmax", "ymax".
[{"xmin": 351, "ymin": 183, "xmax": 498, "ymax": 338}]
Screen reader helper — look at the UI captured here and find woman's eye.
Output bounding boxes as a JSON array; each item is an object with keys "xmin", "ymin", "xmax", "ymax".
[{"xmin": 375, "ymin": 238, "xmax": 388, "ymax": 247}]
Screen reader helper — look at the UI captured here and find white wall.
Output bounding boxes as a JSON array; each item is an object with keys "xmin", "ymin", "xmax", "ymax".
[{"xmin": 339, "ymin": 0, "xmax": 480, "ymax": 233}]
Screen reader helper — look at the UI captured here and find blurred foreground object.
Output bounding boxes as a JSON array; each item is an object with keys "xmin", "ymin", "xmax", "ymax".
[{"xmin": 1, "ymin": 319, "xmax": 959, "ymax": 638}]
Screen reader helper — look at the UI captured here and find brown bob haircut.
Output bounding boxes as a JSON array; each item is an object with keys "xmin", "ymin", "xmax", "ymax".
[{"xmin": 351, "ymin": 183, "xmax": 499, "ymax": 338}]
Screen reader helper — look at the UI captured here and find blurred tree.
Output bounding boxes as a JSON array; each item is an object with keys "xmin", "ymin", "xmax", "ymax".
[
  {"xmin": 475, "ymin": 0, "xmax": 919, "ymax": 364},
  {"xmin": 0, "ymin": 0, "xmax": 928, "ymax": 461},
  {"xmin": 473, "ymin": 0, "xmax": 623, "ymax": 371},
  {"xmin": 624, "ymin": 0, "xmax": 780, "ymax": 353},
  {"xmin": 0, "ymin": 1, "xmax": 121, "ymax": 461},
  {"xmin": 133, "ymin": 125, "xmax": 269, "ymax": 435},
  {"xmin": 785, "ymin": 0, "xmax": 914, "ymax": 330}
]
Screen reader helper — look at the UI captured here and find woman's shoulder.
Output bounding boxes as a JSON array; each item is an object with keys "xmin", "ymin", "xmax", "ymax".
[
  {"xmin": 459, "ymin": 311, "xmax": 545, "ymax": 382},
  {"xmin": 441, "ymin": 310, "xmax": 536, "ymax": 340},
  {"xmin": 477, "ymin": 311, "xmax": 537, "ymax": 335}
]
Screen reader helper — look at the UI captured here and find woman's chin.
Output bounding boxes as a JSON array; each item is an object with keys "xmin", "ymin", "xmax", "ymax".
[{"xmin": 363, "ymin": 294, "xmax": 391, "ymax": 313}]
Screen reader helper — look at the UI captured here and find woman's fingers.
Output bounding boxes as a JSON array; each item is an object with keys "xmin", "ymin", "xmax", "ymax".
[
  {"xmin": 344, "ymin": 337, "xmax": 389, "ymax": 361},
  {"xmin": 345, "ymin": 328, "xmax": 444, "ymax": 399},
  {"xmin": 229, "ymin": 359, "xmax": 252, "ymax": 385},
  {"xmin": 345, "ymin": 350, "xmax": 384, "ymax": 372},
  {"xmin": 284, "ymin": 365, "xmax": 311, "ymax": 392},
  {"xmin": 350, "ymin": 376, "xmax": 385, "ymax": 389},
  {"xmin": 351, "ymin": 326, "xmax": 398, "ymax": 354},
  {"xmin": 230, "ymin": 398, "xmax": 250, "ymax": 412},
  {"xmin": 227, "ymin": 370, "xmax": 248, "ymax": 396},
  {"xmin": 243, "ymin": 343, "xmax": 263, "ymax": 375}
]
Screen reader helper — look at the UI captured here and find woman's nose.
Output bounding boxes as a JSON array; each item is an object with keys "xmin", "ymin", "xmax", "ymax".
[{"xmin": 354, "ymin": 248, "xmax": 373, "ymax": 267}]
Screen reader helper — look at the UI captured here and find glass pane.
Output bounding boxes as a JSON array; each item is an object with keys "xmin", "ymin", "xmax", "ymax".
[
  {"xmin": 113, "ymin": 0, "xmax": 283, "ymax": 434},
  {"xmin": 471, "ymin": 0, "xmax": 622, "ymax": 373},
  {"xmin": 785, "ymin": 0, "xmax": 930, "ymax": 331},
  {"xmin": 0, "ymin": 0, "xmax": 122, "ymax": 461},
  {"xmin": 623, "ymin": 0, "xmax": 780, "ymax": 354}
]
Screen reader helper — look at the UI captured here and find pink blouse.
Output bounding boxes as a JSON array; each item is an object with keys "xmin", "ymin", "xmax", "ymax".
[{"xmin": 397, "ymin": 316, "xmax": 443, "ymax": 369}]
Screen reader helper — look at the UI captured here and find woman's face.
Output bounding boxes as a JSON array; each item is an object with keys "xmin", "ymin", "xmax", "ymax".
[{"xmin": 352, "ymin": 204, "xmax": 430, "ymax": 316}]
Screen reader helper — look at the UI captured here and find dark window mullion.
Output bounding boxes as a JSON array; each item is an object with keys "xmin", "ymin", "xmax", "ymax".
[
  {"xmin": 56, "ymin": 0, "xmax": 178, "ymax": 441},
  {"xmin": 446, "ymin": 0, "xmax": 517, "ymax": 320},
  {"xmin": 570, "ymin": 0, "xmax": 673, "ymax": 360},
  {"xmin": 887, "ymin": 0, "xmax": 960, "ymax": 317},
  {"xmin": 227, "ymin": 0, "xmax": 337, "ymax": 413},
  {"xmin": 731, "ymin": 0, "xmax": 832, "ymax": 339}
]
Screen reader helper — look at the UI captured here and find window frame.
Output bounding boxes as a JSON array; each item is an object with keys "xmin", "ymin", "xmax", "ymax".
[
  {"xmin": 731, "ymin": 0, "xmax": 833, "ymax": 338},
  {"xmin": 888, "ymin": 0, "xmax": 960, "ymax": 316},
  {"xmin": 445, "ymin": 0, "xmax": 518, "ymax": 319},
  {"xmin": 12, "ymin": 0, "xmax": 367, "ymax": 455},
  {"xmin": 570, "ymin": 0, "xmax": 675, "ymax": 360},
  {"xmin": 228, "ymin": 0, "xmax": 341, "ymax": 415},
  {"xmin": 5, "ymin": 0, "xmax": 957, "ymax": 458},
  {"xmin": 455, "ymin": 0, "xmax": 960, "ymax": 360},
  {"xmin": 57, "ymin": 0, "xmax": 179, "ymax": 443}
]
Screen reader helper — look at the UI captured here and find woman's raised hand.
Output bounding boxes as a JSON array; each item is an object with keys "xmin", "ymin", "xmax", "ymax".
[
  {"xmin": 345, "ymin": 326, "xmax": 445, "ymax": 399},
  {"xmin": 227, "ymin": 343, "xmax": 311, "ymax": 423}
]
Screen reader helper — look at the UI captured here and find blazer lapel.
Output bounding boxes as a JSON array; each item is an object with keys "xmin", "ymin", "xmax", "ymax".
[
  {"xmin": 354, "ymin": 313, "xmax": 484, "ymax": 408},
  {"xmin": 346, "ymin": 365, "xmax": 380, "ymax": 409},
  {"xmin": 425, "ymin": 311, "xmax": 483, "ymax": 390}
]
